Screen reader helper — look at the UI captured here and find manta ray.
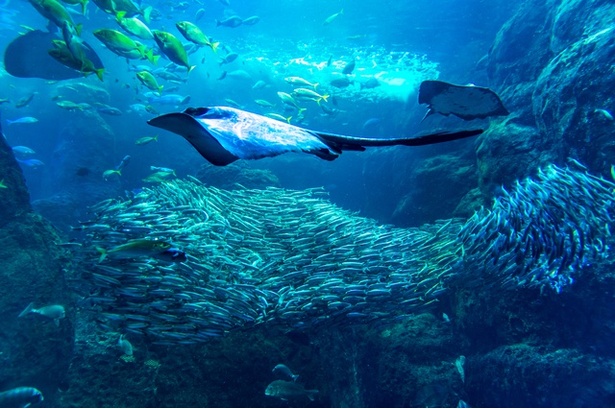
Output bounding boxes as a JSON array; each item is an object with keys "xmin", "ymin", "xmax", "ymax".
[
  {"xmin": 4, "ymin": 30, "xmax": 104, "ymax": 80},
  {"xmin": 148, "ymin": 106, "xmax": 483, "ymax": 166},
  {"xmin": 419, "ymin": 80, "xmax": 509, "ymax": 121}
]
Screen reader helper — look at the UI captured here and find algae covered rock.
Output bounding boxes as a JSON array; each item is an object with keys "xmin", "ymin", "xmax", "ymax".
[
  {"xmin": 0, "ymin": 134, "xmax": 31, "ymax": 220},
  {"xmin": 0, "ymin": 127, "xmax": 74, "ymax": 406},
  {"xmin": 391, "ymin": 152, "xmax": 478, "ymax": 226}
]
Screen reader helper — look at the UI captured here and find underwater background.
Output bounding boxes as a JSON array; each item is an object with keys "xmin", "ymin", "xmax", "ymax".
[{"xmin": 1, "ymin": 0, "xmax": 615, "ymax": 407}]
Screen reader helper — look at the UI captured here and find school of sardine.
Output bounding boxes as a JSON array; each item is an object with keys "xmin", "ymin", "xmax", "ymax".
[{"xmin": 77, "ymin": 165, "xmax": 615, "ymax": 344}]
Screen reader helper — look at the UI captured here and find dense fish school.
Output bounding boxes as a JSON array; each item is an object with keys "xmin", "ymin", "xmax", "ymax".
[{"xmin": 78, "ymin": 165, "xmax": 614, "ymax": 344}]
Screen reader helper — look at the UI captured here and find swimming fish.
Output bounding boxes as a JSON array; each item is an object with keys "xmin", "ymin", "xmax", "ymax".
[
  {"xmin": 12, "ymin": 146, "xmax": 36, "ymax": 155},
  {"xmin": 4, "ymin": 30, "xmax": 104, "ymax": 80},
  {"xmin": 152, "ymin": 30, "xmax": 195, "ymax": 72},
  {"xmin": 323, "ymin": 8, "xmax": 343, "ymax": 25},
  {"xmin": 135, "ymin": 135, "xmax": 158, "ymax": 145},
  {"xmin": 116, "ymin": 155, "xmax": 131, "ymax": 171},
  {"xmin": 0, "ymin": 387, "xmax": 44, "ymax": 408},
  {"xmin": 272, "ymin": 364, "xmax": 300, "ymax": 382},
  {"xmin": 96, "ymin": 239, "xmax": 186, "ymax": 263},
  {"xmin": 19, "ymin": 302, "xmax": 65, "ymax": 326},
  {"xmin": 241, "ymin": 16, "xmax": 260, "ymax": 26},
  {"xmin": 103, "ymin": 169, "xmax": 121, "ymax": 180},
  {"xmin": 17, "ymin": 159, "xmax": 45, "ymax": 168},
  {"xmin": 118, "ymin": 334, "xmax": 133, "ymax": 356},
  {"xmin": 6, "ymin": 117, "xmax": 38, "ymax": 125},
  {"xmin": 216, "ymin": 16, "xmax": 242, "ymax": 28},
  {"xmin": 419, "ymin": 80, "xmax": 509, "ymax": 121},
  {"xmin": 265, "ymin": 380, "xmax": 318, "ymax": 401},
  {"xmin": 148, "ymin": 106, "xmax": 483, "ymax": 166}
]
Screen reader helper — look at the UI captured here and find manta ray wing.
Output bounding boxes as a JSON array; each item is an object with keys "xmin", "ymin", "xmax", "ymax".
[
  {"xmin": 148, "ymin": 112, "xmax": 239, "ymax": 166},
  {"xmin": 419, "ymin": 80, "xmax": 509, "ymax": 121}
]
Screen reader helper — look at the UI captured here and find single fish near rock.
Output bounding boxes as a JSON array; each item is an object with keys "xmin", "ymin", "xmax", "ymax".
[
  {"xmin": 19, "ymin": 302, "xmax": 66, "ymax": 326},
  {"xmin": 148, "ymin": 106, "xmax": 483, "ymax": 166},
  {"xmin": 17, "ymin": 159, "xmax": 45, "ymax": 168},
  {"xmin": 12, "ymin": 146, "xmax": 36, "ymax": 155},
  {"xmin": 419, "ymin": 80, "xmax": 509, "ymax": 121},
  {"xmin": 118, "ymin": 334, "xmax": 133, "ymax": 356},
  {"xmin": 0, "ymin": 387, "xmax": 44, "ymax": 408},
  {"xmin": 272, "ymin": 364, "xmax": 300, "ymax": 382},
  {"xmin": 265, "ymin": 380, "xmax": 318, "ymax": 401}
]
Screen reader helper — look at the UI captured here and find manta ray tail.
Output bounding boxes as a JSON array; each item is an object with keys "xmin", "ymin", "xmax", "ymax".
[{"xmin": 315, "ymin": 129, "xmax": 483, "ymax": 151}]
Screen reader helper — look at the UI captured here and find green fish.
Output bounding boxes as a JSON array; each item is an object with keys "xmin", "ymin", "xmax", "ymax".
[
  {"xmin": 93, "ymin": 28, "xmax": 144, "ymax": 55},
  {"xmin": 96, "ymin": 239, "xmax": 172, "ymax": 262},
  {"xmin": 152, "ymin": 30, "xmax": 195, "ymax": 73},
  {"xmin": 59, "ymin": 0, "xmax": 88, "ymax": 14},
  {"xmin": 175, "ymin": 21, "xmax": 219, "ymax": 52},
  {"xmin": 136, "ymin": 71, "xmax": 163, "ymax": 92},
  {"xmin": 135, "ymin": 135, "xmax": 158, "ymax": 145},
  {"xmin": 277, "ymin": 91, "xmax": 306, "ymax": 114},
  {"xmin": 254, "ymin": 99, "xmax": 275, "ymax": 108},
  {"xmin": 116, "ymin": 11, "xmax": 154, "ymax": 40},
  {"xmin": 264, "ymin": 113, "xmax": 292, "ymax": 124},
  {"xmin": 48, "ymin": 40, "xmax": 104, "ymax": 81},
  {"xmin": 102, "ymin": 169, "xmax": 121, "ymax": 180},
  {"xmin": 56, "ymin": 100, "xmax": 91, "ymax": 111},
  {"xmin": 28, "ymin": 0, "xmax": 79, "ymax": 32},
  {"xmin": 0, "ymin": 179, "xmax": 7, "ymax": 189},
  {"xmin": 142, "ymin": 170, "xmax": 174, "ymax": 183},
  {"xmin": 91, "ymin": 0, "xmax": 116, "ymax": 14},
  {"xmin": 293, "ymin": 87, "xmax": 329, "ymax": 104},
  {"xmin": 284, "ymin": 76, "xmax": 318, "ymax": 89}
]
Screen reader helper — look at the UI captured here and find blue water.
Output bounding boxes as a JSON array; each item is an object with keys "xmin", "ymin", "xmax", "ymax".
[{"xmin": 0, "ymin": 0, "xmax": 516, "ymax": 224}]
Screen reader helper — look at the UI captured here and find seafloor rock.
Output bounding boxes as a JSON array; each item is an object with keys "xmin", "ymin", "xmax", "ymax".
[
  {"xmin": 364, "ymin": 314, "xmax": 463, "ymax": 408},
  {"xmin": 0, "ymin": 134, "xmax": 31, "ymax": 220},
  {"xmin": 391, "ymin": 152, "xmax": 478, "ymax": 225},
  {"xmin": 475, "ymin": 120, "xmax": 545, "ymax": 195},
  {"xmin": 60, "ymin": 320, "xmax": 325, "ymax": 407},
  {"xmin": 468, "ymin": 345, "xmax": 615, "ymax": 407},
  {"xmin": 450, "ymin": 258, "xmax": 615, "ymax": 407},
  {"xmin": 0, "ymin": 129, "xmax": 73, "ymax": 406}
]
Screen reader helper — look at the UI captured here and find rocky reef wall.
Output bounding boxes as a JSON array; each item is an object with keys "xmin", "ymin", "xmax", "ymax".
[
  {"xmin": 478, "ymin": 0, "xmax": 615, "ymax": 194},
  {"xmin": 0, "ymin": 131, "xmax": 73, "ymax": 404}
]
